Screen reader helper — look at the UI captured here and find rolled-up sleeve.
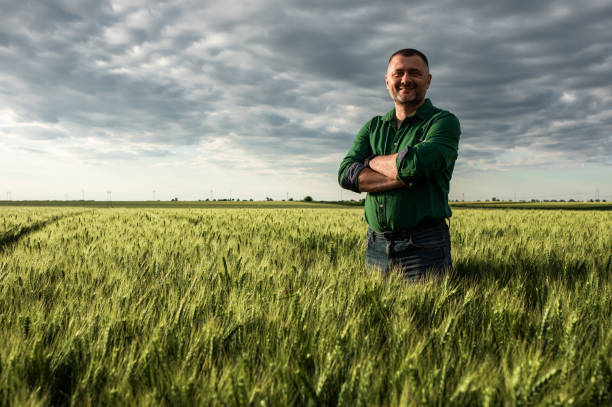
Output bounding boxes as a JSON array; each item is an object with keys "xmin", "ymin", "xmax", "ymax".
[
  {"xmin": 395, "ymin": 112, "xmax": 460, "ymax": 183},
  {"xmin": 338, "ymin": 121, "xmax": 373, "ymax": 193}
]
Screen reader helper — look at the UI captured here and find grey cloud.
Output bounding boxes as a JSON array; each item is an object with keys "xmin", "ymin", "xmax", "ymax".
[
  {"xmin": 261, "ymin": 113, "xmax": 290, "ymax": 126},
  {"xmin": 1, "ymin": 0, "xmax": 611, "ymax": 175},
  {"xmin": 21, "ymin": 128, "xmax": 69, "ymax": 140},
  {"xmin": 73, "ymin": 147, "xmax": 174, "ymax": 161},
  {"xmin": 457, "ymin": 147, "xmax": 499, "ymax": 161}
]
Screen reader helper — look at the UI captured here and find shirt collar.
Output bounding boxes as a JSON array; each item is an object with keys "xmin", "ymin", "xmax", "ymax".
[{"xmin": 382, "ymin": 98, "xmax": 434, "ymax": 122}]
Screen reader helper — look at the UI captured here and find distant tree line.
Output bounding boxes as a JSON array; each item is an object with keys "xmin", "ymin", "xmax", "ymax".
[{"xmin": 449, "ymin": 198, "xmax": 607, "ymax": 203}]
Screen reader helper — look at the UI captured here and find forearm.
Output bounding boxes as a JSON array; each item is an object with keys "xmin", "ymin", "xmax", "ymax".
[
  {"xmin": 358, "ymin": 168, "xmax": 404, "ymax": 192},
  {"xmin": 369, "ymin": 153, "xmax": 399, "ymax": 180}
]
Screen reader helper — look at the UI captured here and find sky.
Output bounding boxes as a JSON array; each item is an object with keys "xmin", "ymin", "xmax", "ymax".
[{"xmin": 1, "ymin": 0, "xmax": 611, "ymax": 202}]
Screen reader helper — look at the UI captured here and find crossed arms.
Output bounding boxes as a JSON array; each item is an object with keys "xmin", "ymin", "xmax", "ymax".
[
  {"xmin": 338, "ymin": 112, "xmax": 461, "ymax": 194},
  {"xmin": 357, "ymin": 154, "xmax": 404, "ymax": 192}
]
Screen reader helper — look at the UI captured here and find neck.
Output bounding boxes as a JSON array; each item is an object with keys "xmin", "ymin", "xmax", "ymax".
[{"xmin": 394, "ymin": 99, "xmax": 425, "ymax": 124}]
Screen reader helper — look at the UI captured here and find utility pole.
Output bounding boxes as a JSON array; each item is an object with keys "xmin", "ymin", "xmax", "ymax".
[{"xmin": 107, "ymin": 191, "xmax": 112, "ymax": 201}]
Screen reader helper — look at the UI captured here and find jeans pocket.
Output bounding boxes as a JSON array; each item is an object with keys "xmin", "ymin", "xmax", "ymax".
[
  {"xmin": 391, "ymin": 238, "xmax": 446, "ymax": 275},
  {"xmin": 391, "ymin": 238, "xmax": 444, "ymax": 258},
  {"xmin": 411, "ymin": 224, "xmax": 449, "ymax": 249}
]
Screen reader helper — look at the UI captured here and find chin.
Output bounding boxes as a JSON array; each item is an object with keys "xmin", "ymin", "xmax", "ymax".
[{"xmin": 397, "ymin": 97, "xmax": 417, "ymax": 104}]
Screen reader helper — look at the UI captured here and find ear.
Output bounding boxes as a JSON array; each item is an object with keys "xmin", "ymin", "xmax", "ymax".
[{"xmin": 426, "ymin": 73, "xmax": 432, "ymax": 89}]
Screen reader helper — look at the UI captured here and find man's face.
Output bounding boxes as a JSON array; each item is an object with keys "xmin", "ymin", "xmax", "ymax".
[{"xmin": 385, "ymin": 54, "xmax": 432, "ymax": 107}]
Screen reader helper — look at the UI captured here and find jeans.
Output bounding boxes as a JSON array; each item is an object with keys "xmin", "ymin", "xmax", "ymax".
[{"xmin": 365, "ymin": 220, "xmax": 452, "ymax": 280}]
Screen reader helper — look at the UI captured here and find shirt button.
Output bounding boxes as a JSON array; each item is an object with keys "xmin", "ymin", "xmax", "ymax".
[{"xmin": 379, "ymin": 204, "xmax": 383, "ymax": 208}]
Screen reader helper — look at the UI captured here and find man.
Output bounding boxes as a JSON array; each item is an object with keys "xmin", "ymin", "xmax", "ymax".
[{"xmin": 338, "ymin": 48, "xmax": 460, "ymax": 280}]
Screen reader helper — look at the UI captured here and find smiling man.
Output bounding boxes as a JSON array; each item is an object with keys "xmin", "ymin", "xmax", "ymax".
[{"xmin": 338, "ymin": 48, "xmax": 461, "ymax": 280}]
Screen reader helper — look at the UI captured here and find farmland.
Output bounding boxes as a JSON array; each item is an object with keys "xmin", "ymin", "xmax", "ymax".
[{"xmin": 1, "ymin": 205, "xmax": 611, "ymax": 405}]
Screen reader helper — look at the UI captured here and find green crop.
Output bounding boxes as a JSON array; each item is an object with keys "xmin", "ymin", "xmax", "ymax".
[{"xmin": 0, "ymin": 207, "xmax": 610, "ymax": 406}]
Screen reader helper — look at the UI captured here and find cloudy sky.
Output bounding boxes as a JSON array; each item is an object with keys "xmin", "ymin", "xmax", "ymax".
[{"xmin": 1, "ymin": 0, "xmax": 611, "ymax": 201}]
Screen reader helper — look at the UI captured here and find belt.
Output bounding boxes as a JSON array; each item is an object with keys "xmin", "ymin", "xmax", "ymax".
[{"xmin": 371, "ymin": 218, "xmax": 445, "ymax": 240}]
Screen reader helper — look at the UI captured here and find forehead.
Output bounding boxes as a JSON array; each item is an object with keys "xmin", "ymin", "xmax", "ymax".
[{"xmin": 387, "ymin": 54, "xmax": 428, "ymax": 73}]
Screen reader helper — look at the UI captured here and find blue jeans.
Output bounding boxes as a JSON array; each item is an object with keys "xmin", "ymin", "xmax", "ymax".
[{"xmin": 365, "ymin": 220, "xmax": 452, "ymax": 280}]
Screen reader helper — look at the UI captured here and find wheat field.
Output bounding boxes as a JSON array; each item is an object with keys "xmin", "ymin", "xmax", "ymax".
[{"xmin": 1, "ymin": 206, "xmax": 611, "ymax": 406}]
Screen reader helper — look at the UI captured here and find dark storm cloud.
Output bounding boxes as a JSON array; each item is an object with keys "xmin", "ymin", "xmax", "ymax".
[{"xmin": 0, "ymin": 0, "xmax": 611, "ymax": 170}]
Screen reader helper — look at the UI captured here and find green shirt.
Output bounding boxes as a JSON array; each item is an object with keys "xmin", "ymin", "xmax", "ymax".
[{"xmin": 338, "ymin": 99, "xmax": 461, "ymax": 232}]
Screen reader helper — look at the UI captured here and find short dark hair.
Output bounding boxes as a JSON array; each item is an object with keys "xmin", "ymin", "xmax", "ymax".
[{"xmin": 388, "ymin": 48, "xmax": 429, "ymax": 68}]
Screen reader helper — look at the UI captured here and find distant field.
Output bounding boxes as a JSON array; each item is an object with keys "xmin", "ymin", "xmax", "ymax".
[
  {"xmin": 451, "ymin": 201, "xmax": 612, "ymax": 210},
  {"xmin": 0, "ymin": 200, "xmax": 359, "ymax": 209},
  {"xmin": 1, "ymin": 206, "xmax": 611, "ymax": 405},
  {"xmin": 0, "ymin": 200, "xmax": 610, "ymax": 210}
]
